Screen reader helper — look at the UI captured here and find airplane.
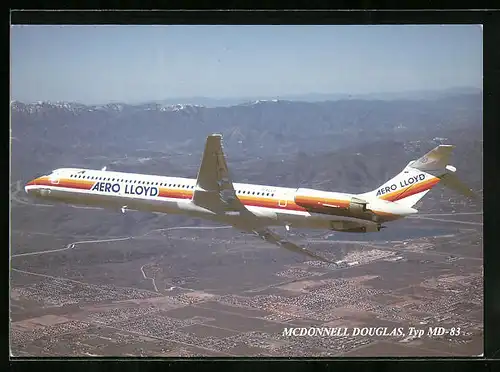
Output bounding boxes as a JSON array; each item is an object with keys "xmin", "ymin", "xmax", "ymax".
[{"xmin": 24, "ymin": 134, "xmax": 478, "ymax": 263}]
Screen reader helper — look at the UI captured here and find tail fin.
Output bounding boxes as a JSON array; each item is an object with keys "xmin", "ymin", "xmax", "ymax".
[{"xmin": 359, "ymin": 145, "xmax": 478, "ymax": 208}]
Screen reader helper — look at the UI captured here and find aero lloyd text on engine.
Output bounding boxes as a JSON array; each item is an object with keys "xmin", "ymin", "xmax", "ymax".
[
  {"xmin": 90, "ymin": 182, "xmax": 159, "ymax": 197},
  {"xmin": 376, "ymin": 174, "xmax": 426, "ymax": 197}
]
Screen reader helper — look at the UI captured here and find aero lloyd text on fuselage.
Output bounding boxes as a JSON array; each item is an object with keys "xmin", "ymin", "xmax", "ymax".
[
  {"xmin": 375, "ymin": 174, "xmax": 425, "ymax": 197},
  {"xmin": 91, "ymin": 182, "xmax": 159, "ymax": 197}
]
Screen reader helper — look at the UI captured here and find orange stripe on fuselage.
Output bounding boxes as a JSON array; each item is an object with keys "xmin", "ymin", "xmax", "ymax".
[
  {"xmin": 158, "ymin": 188, "xmax": 192, "ymax": 199},
  {"xmin": 379, "ymin": 177, "xmax": 440, "ymax": 202},
  {"xmin": 35, "ymin": 177, "xmax": 95, "ymax": 190}
]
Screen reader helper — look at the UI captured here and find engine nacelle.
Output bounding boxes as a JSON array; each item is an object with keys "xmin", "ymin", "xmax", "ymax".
[{"xmin": 294, "ymin": 189, "xmax": 369, "ymax": 216}]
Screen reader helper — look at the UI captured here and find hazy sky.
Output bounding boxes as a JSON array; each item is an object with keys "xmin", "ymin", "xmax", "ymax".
[{"xmin": 10, "ymin": 25, "xmax": 483, "ymax": 104}]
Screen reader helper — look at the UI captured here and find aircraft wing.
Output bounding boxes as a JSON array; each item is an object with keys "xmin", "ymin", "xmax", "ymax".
[
  {"xmin": 239, "ymin": 225, "xmax": 334, "ymax": 263},
  {"xmin": 193, "ymin": 134, "xmax": 332, "ymax": 263},
  {"xmin": 192, "ymin": 134, "xmax": 248, "ymax": 214}
]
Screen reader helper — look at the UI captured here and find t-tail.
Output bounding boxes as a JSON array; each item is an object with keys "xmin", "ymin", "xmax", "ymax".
[{"xmin": 359, "ymin": 145, "xmax": 479, "ymax": 209}]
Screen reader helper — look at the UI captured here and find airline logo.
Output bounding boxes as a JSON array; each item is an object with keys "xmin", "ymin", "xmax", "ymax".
[
  {"xmin": 376, "ymin": 174, "xmax": 425, "ymax": 197},
  {"xmin": 90, "ymin": 182, "xmax": 159, "ymax": 197}
]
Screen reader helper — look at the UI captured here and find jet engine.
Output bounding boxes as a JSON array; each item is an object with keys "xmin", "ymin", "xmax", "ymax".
[{"xmin": 294, "ymin": 189, "xmax": 368, "ymax": 214}]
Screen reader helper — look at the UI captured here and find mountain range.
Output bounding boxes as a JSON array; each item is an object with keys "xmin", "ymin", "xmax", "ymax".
[{"xmin": 11, "ymin": 89, "xmax": 482, "ymax": 211}]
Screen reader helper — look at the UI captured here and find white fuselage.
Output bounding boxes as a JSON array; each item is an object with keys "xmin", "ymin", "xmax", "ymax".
[{"xmin": 25, "ymin": 168, "xmax": 416, "ymax": 232}]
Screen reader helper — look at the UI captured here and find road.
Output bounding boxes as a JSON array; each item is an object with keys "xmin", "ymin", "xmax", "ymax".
[
  {"xmin": 140, "ymin": 263, "xmax": 159, "ymax": 292},
  {"xmin": 408, "ymin": 216, "xmax": 483, "ymax": 226},
  {"xmin": 415, "ymin": 212, "xmax": 482, "ymax": 217}
]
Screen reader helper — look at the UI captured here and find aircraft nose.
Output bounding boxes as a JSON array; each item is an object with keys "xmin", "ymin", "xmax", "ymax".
[{"xmin": 24, "ymin": 178, "xmax": 38, "ymax": 194}]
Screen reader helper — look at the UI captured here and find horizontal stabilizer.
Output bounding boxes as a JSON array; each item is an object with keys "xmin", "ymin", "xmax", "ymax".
[
  {"xmin": 439, "ymin": 172, "xmax": 480, "ymax": 200},
  {"xmin": 410, "ymin": 145, "xmax": 455, "ymax": 172}
]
